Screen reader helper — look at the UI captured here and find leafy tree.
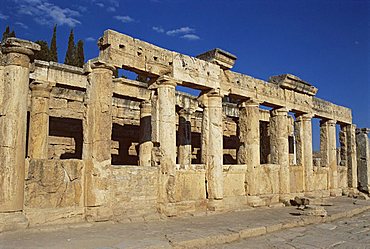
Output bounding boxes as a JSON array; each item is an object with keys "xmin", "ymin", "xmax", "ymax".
[
  {"xmin": 34, "ymin": 40, "xmax": 50, "ymax": 61},
  {"xmin": 75, "ymin": 39, "xmax": 84, "ymax": 67},
  {"xmin": 64, "ymin": 29, "xmax": 75, "ymax": 66},
  {"xmin": 49, "ymin": 25, "xmax": 58, "ymax": 62}
]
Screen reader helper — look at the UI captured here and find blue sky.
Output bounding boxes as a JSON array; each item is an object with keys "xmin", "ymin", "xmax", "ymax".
[{"xmin": 1, "ymin": 0, "xmax": 369, "ymax": 134}]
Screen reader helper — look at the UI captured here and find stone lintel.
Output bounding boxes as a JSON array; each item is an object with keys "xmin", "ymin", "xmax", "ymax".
[
  {"xmin": 269, "ymin": 74, "xmax": 318, "ymax": 96},
  {"xmin": 196, "ymin": 48, "xmax": 237, "ymax": 70}
]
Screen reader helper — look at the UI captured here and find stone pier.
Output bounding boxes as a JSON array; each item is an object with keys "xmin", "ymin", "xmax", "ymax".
[
  {"xmin": 345, "ymin": 124, "xmax": 357, "ymax": 190},
  {"xmin": 270, "ymin": 107, "xmax": 290, "ymax": 198},
  {"xmin": 156, "ymin": 76, "xmax": 177, "ymax": 204},
  {"xmin": 202, "ymin": 90, "xmax": 224, "ymax": 209},
  {"xmin": 28, "ymin": 80, "xmax": 52, "ymax": 159},
  {"xmin": 320, "ymin": 119, "xmax": 340, "ymax": 195},
  {"xmin": 295, "ymin": 114, "xmax": 313, "ymax": 192},
  {"xmin": 178, "ymin": 109, "xmax": 192, "ymax": 169},
  {"xmin": 0, "ymin": 38, "xmax": 39, "ymax": 212},
  {"xmin": 238, "ymin": 99, "xmax": 260, "ymax": 196},
  {"xmin": 139, "ymin": 100, "xmax": 152, "ymax": 167},
  {"xmin": 83, "ymin": 60, "xmax": 114, "ymax": 162},
  {"xmin": 356, "ymin": 128, "xmax": 370, "ymax": 193},
  {"xmin": 83, "ymin": 59, "xmax": 115, "ymax": 220}
]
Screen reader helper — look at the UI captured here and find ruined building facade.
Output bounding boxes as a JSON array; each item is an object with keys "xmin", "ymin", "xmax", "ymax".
[{"xmin": 0, "ymin": 31, "xmax": 369, "ymax": 231}]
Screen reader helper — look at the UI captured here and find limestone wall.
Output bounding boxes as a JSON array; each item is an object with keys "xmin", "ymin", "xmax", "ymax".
[{"xmin": 24, "ymin": 159, "xmax": 85, "ymax": 226}]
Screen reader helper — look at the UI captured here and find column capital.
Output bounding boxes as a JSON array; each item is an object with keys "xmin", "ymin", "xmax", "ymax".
[
  {"xmin": 356, "ymin": 127, "xmax": 370, "ymax": 135},
  {"xmin": 271, "ymin": 107, "xmax": 289, "ymax": 117},
  {"xmin": 156, "ymin": 75, "xmax": 177, "ymax": 88},
  {"xmin": 1, "ymin": 38, "xmax": 40, "ymax": 57},
  {"xmin": 84, "ymin": 59, "xmax": 115, "ymax": 74},
  {"xmin": 320, "ymin": 119, "xmax": 336, "ymax": 126},
  {"xmin": 30, "ymin": 80, "xmax": 53, "ymax": 98},
  {"xmin": 178, "ymin": 108, "xmax": 193, "ymax": 117},
  {"xmin": 238, "ymin": 98, "xmax": 260, "ymax": 108},
  {"xmin": 139, "ymin": 99, "xmax": 152, "ymax": 108},
  {"xmin": 295, "ymin": 113, "xmax": 313, "ymax": 121},
  {"xmin": 207, "ymin": 88, "xmax": 223, "ymax": 98}
]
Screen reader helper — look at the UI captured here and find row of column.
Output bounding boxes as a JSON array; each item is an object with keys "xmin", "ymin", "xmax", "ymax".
[{"xmin": 0, "ymin": 39, "xmax": 358, "ymax": 213}]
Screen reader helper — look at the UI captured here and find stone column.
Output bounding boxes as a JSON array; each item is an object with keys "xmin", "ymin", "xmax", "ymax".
[
  {"xmin": 0, "ymin": 38, "xmax": 40, "ymax": 212},
  {"xmin": 202, "ymin": 90, "xmax": 224, "ymax": 204},
  {"xmin": 356, "ymin": 128, "xmax": 369, "ymax": 193},
  {"xmin": 201, "ymin": 99, "xmax": 209, "ymax": 165},
  {"xmin": 345, "ymin": 124, "xmax": 357, "ymax": 190},
  {"xmin": 83, "ymin": 60, "xmax": 115, "ymax": 162},
  {"xmin": 178, "ymin": 109, "xmax": 192, "ymax": 169},
  {"xmin": 237, "ymin": 99, "xmax": 260, "ymax": 196},
  {"xmin": 320, "ymin": 119, "xmax": 338, "ymax": 194},
  {"xmin": 270, "ymin": 107, "xmax": 290, "ymax": 197},
  {"xmin": 157, "ymin": 76, "xmax": 177, "ymax": 203},
  {"xmin": 295, "ymin": 114, "xmax": 313, "ymax": 192},
  {"xmin": 28, "ymin": 80, "xmax": 52, "ymax": 159},
  {"xmin": 83, "ymin": 60, "xmax": 114, "ymax": 214},
  {"xmin": 139, "ymin": 100, "xmax": 152, "ymax": 167}
]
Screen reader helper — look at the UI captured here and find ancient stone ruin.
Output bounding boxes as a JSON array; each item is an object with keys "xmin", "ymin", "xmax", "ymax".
[{"xmin": 0, "ymin": 30, "xmax": 369, "ymax": 231}]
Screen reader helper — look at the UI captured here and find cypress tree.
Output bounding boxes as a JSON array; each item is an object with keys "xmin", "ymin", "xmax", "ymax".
[
  {"xmin": 64, "ymin": 29, "xmax": 75, "ymax": 66},
  {"xmin": 34, "ymin": 40, "xmax": 50, "ymax": 61},
  {"xmin": 1, "ymin": 26, "xmax": 10, "ymax": 42},
  {"xmin": 49, "ymin": 25, "xmax": 58, "ymax": 62},
  {"xmin": 9, "ymin": 30, "xmax": 15, "ymax": 38},
  {"xmin": 75, "ymin": 40, "xmax": 85, "ymax": 67}
]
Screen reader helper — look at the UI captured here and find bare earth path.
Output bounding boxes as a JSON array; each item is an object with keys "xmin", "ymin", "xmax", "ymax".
[
  {"xmin": 210, "ymin": 210, "xmax": 370, "ymax": 249},
  {"xmin": 0, "ymin": 197, "xmax": 369, "ymax": 249}
]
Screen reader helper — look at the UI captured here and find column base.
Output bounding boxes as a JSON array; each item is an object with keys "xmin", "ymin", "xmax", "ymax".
[
  {"xmin": 330, "ymin": 188, "xmax": 343, "ymax": 197},
  {"xmin": 0, "ymin": 211, "xmax": 28, "ymax": 232},
  {"xmin": 207, "ymin": 199, "xmax": 224, "ymax": 212},
  {"xmin": 85, "ymin": 206, "xmax": 113, "ymax": 222}
]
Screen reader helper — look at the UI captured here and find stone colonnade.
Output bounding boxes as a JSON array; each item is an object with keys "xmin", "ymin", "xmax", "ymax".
[{"xmin": 0, "ymin": 36, "xmax": 363, "ymax": 223}]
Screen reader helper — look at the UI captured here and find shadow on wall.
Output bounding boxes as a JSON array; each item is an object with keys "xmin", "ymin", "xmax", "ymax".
[
  {"xmin": 223, "ymin": 134, "xmax": 239, "ymax": 164},
  {"xmin": 112, "ymin": 123, "xmax": 140, "ymax": 165},
  {"xmin": 49, "ymin": 117, "xmax": 83, "ymax": 159}
]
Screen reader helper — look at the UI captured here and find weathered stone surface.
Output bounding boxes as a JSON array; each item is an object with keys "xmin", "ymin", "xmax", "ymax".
[
  {"xmin": 196, "ymin": 48, "xmax": 237, "ymax": 70},
  {"xmin": 0, "ymin": 30, "xmax": 362, "ymax": 230},
  {"xmin": 269, "ymin": 74, "xmax": 318, "ymax": 96},
  {"xmin": 356, "ymin": 128, "xmax": 370, "ymax": 193},
  {"xmin": 0, "ymin": 39, "xmax": 37, "ymax": 212}
]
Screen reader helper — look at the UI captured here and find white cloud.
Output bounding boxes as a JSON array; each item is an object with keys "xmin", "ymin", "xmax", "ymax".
[
  {"xmin": 85, "ymin": 37, "xmax": 95, "ymax": 42},
  {"xmin": 109, "ymin": 0, "xmax": 119, "ymax": 7},
  {"xmin": 0, "ymin": 12, "xmax": 9, "ymax": 20},
  {"xmin": 96, "ymin": 3, "xmax": 104, "ymax": 7},
  {"xmin": 152, "ymin": 26, "xmax": 164, "ymax": 33},
  {"xmin": 153, "ymin": 26, "xmax": 200, "ymax": 41},
  {"xmin": 181, "ymin": 34, "xmax": 200, "ymax": 41},
  {"xmin": 15, "ymin": 22, "xmax": 29, "ymax": 29},
  {"xmin": 114, "ymin": 15, "xmax": 134, "ymax": 23},
  {"xmin": 12, "ymin": 0, "xmax": 81, "ymax": 27},
  {"xmin": 166, "ymin": 27, "xmax": 195, "ymax": 36},
  {"xmin": 107, "ymin": 6, "xmax": 116, "ymax": 12}
]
